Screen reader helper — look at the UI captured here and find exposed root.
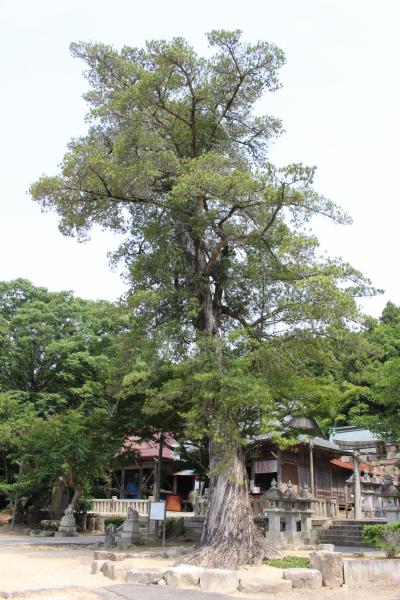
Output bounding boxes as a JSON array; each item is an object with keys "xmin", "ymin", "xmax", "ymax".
[{"xmin": 181, "ymin": 535, "xmax": 282, "ymax": 569}]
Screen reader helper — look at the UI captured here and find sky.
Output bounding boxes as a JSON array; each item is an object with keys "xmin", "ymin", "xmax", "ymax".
[{"xmin": 1, "ymin": 0, "xmax": 399, "ymax": 316}]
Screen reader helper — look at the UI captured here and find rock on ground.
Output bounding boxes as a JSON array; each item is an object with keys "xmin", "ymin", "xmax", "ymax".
[
  {"xmin": 317, "ymin": 544, "xmax": 335, "ymax": 552},
  {"xmin": 283, "ymin": 568, "xmax": 323, "ymax": 589},
  {"xmin": 163, "ymin": 546, "xmax": 191, "ymax": 557},
  {"xmin": 91, "ymin": 560, "xmax": 109, "ymax": 574},
  {"xmin": 309, "ymin": 550, "xmax": 344, "ymax": 588},
  {"xmin": 199, "ymin": 569, "xmax": 239, "ymax": 593},
  {"xmin": 102, "ymin": 562, "xmax": 130, "ymax": 581},
  {"xmin": 163, "ymin": 565, "xmax": 204, "ymax": 588},
  {"xmin": 93, "ymin": 551, "xmax": 126, "ymax": 561},
  {"xmin": 239, "ymin": 578, "xmax": 292, "ymax": 594},
  {"xmin": 124, "ymin": 568, "xmax": 165, "ymax": 585}
]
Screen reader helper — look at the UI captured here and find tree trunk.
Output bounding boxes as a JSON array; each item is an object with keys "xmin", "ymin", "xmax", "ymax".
[
  {"xmin": 184, "ymin": 442, "xmax": 280, "ymax": 569},
  {"xmin": 70, "ymin": 484, "xmax": 82, "ymax": 508},
  {"xmin": 49, "ymin": 476, "xmax": 67, "ymax": 516},
  {"xmin": 181, "ymin": 232, "xmax": 280, "ymax": 567}
]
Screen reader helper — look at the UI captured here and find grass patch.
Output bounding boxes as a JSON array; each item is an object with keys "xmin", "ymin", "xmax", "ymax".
[{"xmin": 263, "ymin": 556, "xmax": 310, "ymax": 569}]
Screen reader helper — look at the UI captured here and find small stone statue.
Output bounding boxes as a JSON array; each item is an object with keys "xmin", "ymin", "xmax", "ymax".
[
  {"xmin": 105, "ymin": 523, "xmax": 117, "ymax": 549},
  {"xmin": 54, "ymin": 504, "xmax": 78, "ymax": 537}
]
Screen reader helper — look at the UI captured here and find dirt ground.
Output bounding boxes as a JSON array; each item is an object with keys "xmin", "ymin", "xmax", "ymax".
[{"xmin": 0, "ymin": 541, "xmax": 399, "ymax": 600}]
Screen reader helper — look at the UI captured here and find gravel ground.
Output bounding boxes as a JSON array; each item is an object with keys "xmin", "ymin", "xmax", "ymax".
[{"xmin": 0, "ymin": 538, "xmax": 399, "ymax": 600}]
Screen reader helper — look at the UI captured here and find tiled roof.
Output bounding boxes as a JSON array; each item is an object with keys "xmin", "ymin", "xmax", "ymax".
[
  {"xmin": 123, "ymin": 435, "xmax": 177, "ymax": 461},
  {"xmin": 331, "ymin": 458, "xmax": 371, "ymax": 473}
]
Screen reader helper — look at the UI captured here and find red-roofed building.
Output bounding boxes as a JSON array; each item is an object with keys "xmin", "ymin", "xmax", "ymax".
[{"xmin": 112, "ymin": 436, "xmax": 196, "ymax": 509}]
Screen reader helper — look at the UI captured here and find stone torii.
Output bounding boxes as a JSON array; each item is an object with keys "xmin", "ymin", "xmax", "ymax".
[{"xmin": 334, "ymin": 439, "xmax": 383, "ymax": 520}]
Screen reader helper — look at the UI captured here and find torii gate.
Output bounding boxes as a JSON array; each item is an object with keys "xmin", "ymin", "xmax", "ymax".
[{"xmin": 335, "ymin": 439, "xmax": 384, "ymax": 519}]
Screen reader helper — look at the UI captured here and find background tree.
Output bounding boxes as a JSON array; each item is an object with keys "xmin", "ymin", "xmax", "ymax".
[
  {"xmin": 335, "ymin": 302, "xmax": 400, "ymax": 441},
  {"xmin": 0, "ymin": 279, "xmax": 125, "ymax": 508},
  {"xmin": 31, "ymin": 31, "xmax": 372, "ymax": 567},
  {"xmin": 16, "ymin": 408, "xmax": 115, "ymax": 508},
  {"xmin": 0, "ymin": 392, "xmax": 35, "ymax": 503}
]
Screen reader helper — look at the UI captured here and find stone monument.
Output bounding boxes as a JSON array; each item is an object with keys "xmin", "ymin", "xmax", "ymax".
[
  {"xmin": 117, "ymin": 507, "xmax": 142, "ymax": 548},
  {"xmin": 104, "ymin": 523, "xmax": 116, "ymax": 549},
  {"xmin": 54, "ymin": 505, "xmax": 78, "ymax": 537}
]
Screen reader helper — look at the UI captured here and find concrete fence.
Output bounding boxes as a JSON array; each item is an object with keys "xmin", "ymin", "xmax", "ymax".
[
  {"xmin": 311, "ymin": 498, "xmax": 338, "ymax": 519},
  {"xmin": 91, "ymin": 498, "xmax": 149, "ymax": 517}
]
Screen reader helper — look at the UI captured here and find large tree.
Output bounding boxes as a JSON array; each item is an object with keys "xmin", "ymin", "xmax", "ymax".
[
  {"xmin": 0, "ymin": 279, "xmax": 125, "ymax": 507},
  {"xmin": 31, "ymin": 31, "xmax": 371, "ymax": 567}
]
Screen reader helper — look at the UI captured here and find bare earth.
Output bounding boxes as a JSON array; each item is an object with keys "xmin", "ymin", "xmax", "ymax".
[{"xmin": 0, "ymin": 540, "xmax": 399, "ymax": 600}]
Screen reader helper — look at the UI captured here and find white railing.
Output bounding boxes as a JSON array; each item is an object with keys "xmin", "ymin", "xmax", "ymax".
[
  {"xmin": 312, "ymin": 498, "xmax": 338, "ymax": 519},
  {"xmin": 91, "ymin": 498, "xmax": 149, "ymax": 517}
]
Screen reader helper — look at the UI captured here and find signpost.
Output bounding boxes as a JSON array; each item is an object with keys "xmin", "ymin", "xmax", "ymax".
[{"xmin": 148, "ymin": 500, "xmax": 166, "ymax": 545}]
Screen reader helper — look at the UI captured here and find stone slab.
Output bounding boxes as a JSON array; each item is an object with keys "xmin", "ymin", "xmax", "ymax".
[
  {"xmin": 309, "ymin": 550, "xmax": 343, "ymax": 587},
  {"xmin": 102, "ymin": 562, "xmax": 130, "ymax": 581},
  {"xmin": 239, "ymin": 578, "xmax": 292, "ymax": 594},
  {"xmin": 124, "ymin": 568, "xmax": 165, "ymax": 585},
  {"xmin": 91, "ymin": 559, "xmax": 109, "ymax": 574},
  {"xmin": 164, "ymin": 565, "xmax": 204, "ymax": 588},
  {"xmin": 199, "ymin": 569, "xmax": 239, "ymax": 593},
  {"xmin": 343, "ymin": 559, "xmax": 400, "ymax": 586},
  {"xmin": 283, "ymin": 568, "xmax": 322, "ymax": 589}
]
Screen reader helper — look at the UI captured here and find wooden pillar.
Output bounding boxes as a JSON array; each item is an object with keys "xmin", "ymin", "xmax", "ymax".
[
  {"xmin": 173, "ymin": 474, "xmax": 177, "ymax": 494},
  {"xmin": 153, "ymin": 461, "xmax": 157, "ymax": 498},
  {"xmin": 139, "ymin": 464, "xmax": 143, "ymax": 499},
  {"xmin": 120, "ymin": 468, "xmax": 125, "ymax": 499},
  {"xmin": 250, "ymin": 460, "xmax": 256, "ymax": 489},
  {"xmin": 277, "ymin": 450, "xmax": 282, "ymax": 486},
  {"xmin": 156, "ymin": 437, "xmax": 163, "ymax": 501},
  {"xmin": 353, "ymin": 451, "xmax": 362, "ymax": 519},
  {"xmin": 309, "ymin": 441, "xmax": 315, "ymax": 496},
  {"xmin": 11, "ymin": 462, "xmax": 23, "ymax": 531}
]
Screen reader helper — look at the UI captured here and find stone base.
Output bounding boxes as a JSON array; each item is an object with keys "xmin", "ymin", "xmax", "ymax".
[
  {"xmin": 54, "ymin": 530, "xmax": 79, "ymax": 537},
  {"xmin": 29, "ymin": 530, "xmax": 55, "ymax": 537}
]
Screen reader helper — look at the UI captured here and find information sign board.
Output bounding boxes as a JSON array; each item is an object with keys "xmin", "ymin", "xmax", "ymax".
[{"xmin": 149, "ymin": 501, "xmax": 166, "ymax": 521}]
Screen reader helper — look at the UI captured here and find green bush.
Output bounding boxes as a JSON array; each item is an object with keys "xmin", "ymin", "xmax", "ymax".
[
  {"xmin": 104, "ymin": 516, "xmax": 125, "ymax": 528},
  {"xmin": 75, "ymin": 497, "xmax": 94, "ymax": 512},
  {"xmin": 165, "ymin": 518, "xmax": 176, "ymax": 534},
  {"xmin": 363, "ymin": 522, "xmax": 400, "ymax": 558},
  {"xmin": 264, "ymin": 556, "xmax": 310, "ymax": 569}
]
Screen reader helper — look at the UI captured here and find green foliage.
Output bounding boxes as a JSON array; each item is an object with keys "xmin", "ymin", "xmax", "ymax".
[
  {"xmin": 331, "ymin": 300, "xmax": 400, "ymax": 440},
  {"xmin": 0, "ymin": 279, "xmax": 126, "ymax": 507},
  {"xmin": 75, "ymin": 496, "xmax": 94, "ymax": 512},
  {"xmin": 264, "ymin": 556, "xmax": 309, "ymax": 568},
  {"xmin": 0, "ymin": 279, "xmax": 124, "ymax": 415},
  {"xmin": 16, "ymin": 407, "xmax": 117, "ymax": 505},
  {"xmin": 104, "ymin": 516, "xmax": 125, "ymax": 528},
  {"xmin": 363, "ymin": 523, "xmax": 400, "ymax": 558}
]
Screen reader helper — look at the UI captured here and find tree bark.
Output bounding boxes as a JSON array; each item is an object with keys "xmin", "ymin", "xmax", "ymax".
[
  {"xmin": 184, "ymin": 442, "xmax": 280, "ymax": 568},
  {"xmin": 70, "ymin": 484, "xmax": 82, "ymax": 508}
]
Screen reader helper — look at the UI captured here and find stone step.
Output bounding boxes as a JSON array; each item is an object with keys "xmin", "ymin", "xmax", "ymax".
[
  {"xmin": 320, "ymin": 535, "xmax": 364, "ymax": 543},
  {"xmin": 320, "ymin": 539, "xmax": 372, "ymax": 547},
  {"xmin": 331, "ymin": 522, "xmax": 365, "ymax": 528},
  {"xmin": 323, "ymin": 526, "xmax": 365, "ymax": 533},
  {"xmin": 332, "ymin": 520, "xmax": 385, "ymax": 526},
  {"xmin": 320, "ymin": 536, "xmax": 365, "ymax": 544}
]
